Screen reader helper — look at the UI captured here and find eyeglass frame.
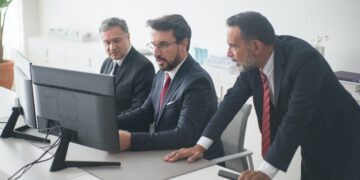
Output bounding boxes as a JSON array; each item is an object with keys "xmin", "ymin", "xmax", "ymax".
[{"xmin": 146, "ymin": 41, "xmax": 178, "ymax": 51}]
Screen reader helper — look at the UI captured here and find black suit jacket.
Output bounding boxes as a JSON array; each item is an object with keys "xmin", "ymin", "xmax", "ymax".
[
  {"xmin": 202, "ymin": 36, "xmax": 360, "ymax": 179},
  {"xmin": 100, "ymin": 47, "xmax": 155, "ymax": 132},
  {"xmin": 118, "ymin": 55, "xmax": 224, "ymax": 160}
]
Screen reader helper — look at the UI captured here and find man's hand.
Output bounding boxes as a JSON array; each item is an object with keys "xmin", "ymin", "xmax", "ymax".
[
  {"xmin": 238, "ymin": 170, "xmax": 270, "ymax": 180},
  {"xmin": 118, "ymin": 130, "xmax": 131, "ymax": 151},
  {"xmin": 164, "ymin": 144, "xmax": 205, "ymax": 163}
]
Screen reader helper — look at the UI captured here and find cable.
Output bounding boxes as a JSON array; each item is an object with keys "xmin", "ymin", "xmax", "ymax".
[
  {"xmin": 8, "ymin": 126, "xmax": 62, "ymax": 180},
  {"xmin": 8, "ymin": 125, "xmax": 62, "ymax": 180}
]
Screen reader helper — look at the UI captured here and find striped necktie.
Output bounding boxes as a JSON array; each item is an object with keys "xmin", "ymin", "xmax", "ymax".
[{"xmin": 260, "ymin": 71, "xmax": 271, "ymax": 157}]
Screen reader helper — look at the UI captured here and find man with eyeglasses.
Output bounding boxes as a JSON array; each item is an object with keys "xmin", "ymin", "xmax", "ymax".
[
  {"xmin": 116, "ymin": 14, "xmax": 224, "ymax": 160},
  {"xmin": 99, "ymin": 17, "xmax": 155, "ymax": 132}
]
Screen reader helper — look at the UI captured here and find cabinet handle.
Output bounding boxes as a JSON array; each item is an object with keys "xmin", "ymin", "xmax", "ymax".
[{"xmin": 88, "ymin": 58, "xmax": 92, "ymax": 68}]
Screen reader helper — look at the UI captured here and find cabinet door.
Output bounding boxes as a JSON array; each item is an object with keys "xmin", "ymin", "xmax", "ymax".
[
  {"xmin": 219, "ymin": 74, "xmax": 238, "ymax": 98},
  {"xmin": 27, "ymin": 38, "xmax": 67, "ymax": 69},
  {"xmin": 47, "ymin": 42, "xmax": 67, "ymax": 69},
  {"xmin": 66, "ymin": 47, "xmax": 90, "ymax": 72},
  {"xmin": 28, "ymin": 39, "xmax": 49, "ymax": 65},
  {"xmin": 88, "ymin": 50, "xmax": 107, "ymax": 73},
  {"xmin": 66, "ymin": 46, "xmax": 106, "ymax": 73}
]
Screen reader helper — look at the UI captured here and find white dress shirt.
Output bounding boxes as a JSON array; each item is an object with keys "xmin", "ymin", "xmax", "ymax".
[
  {"xmin": 197, "ymin": 51, "xmax": 279, "ymax": 179},
  {"xmin": 110, "ymin": 46, "xmax": 132, "ymax": 74},
  {"xmin": 162, "ymin": 55, "xmax": 188, "ymax": 85}
]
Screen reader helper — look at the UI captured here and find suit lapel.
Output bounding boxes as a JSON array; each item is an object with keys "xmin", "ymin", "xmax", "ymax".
[
  {"xmin": 114, "ymin": 47, "xmax": 135, "ymax": 84},
  {"xmin": 155, "ymin": 56, "xmax": 192, "ymax": 127},
  {"xmin": 273, "ymin": 39, "xmax": 286, "ymax": 106}
]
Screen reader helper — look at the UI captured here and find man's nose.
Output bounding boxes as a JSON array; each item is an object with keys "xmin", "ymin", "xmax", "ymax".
[
  {"xmin": 227, "ymin": 48, "xmax": 233, "ymax": 57},
  {"xmin": 110, "ymin": 42, "xmax": 117, "ymax": 51},
  {"xmin": 153, "ymin": 46, "xmax": 161, "ymax": 57}
]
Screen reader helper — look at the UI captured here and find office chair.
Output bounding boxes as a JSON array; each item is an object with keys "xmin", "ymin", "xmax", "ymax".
[{"xmin": 212, "ymin": 98, "xmax": 254, "ymax": 172}]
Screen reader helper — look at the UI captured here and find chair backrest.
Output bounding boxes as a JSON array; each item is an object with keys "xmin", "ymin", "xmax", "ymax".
[{"xmin": 218, "ymin": 98, "xmax": 252, "ymax": 171}]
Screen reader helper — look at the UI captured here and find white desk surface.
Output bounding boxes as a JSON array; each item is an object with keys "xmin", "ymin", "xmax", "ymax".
[
  {"xmin": 0, "ymin": 86, "xmax": 237, "ymax": 180},
  {"xmin": 31, "ymin": 135, "xmax": 215, "ymax": 180},
  {"xmin": 0, "ymin": 137, "xmax": 94, "ymax": 180},
  {"xmin": 172, "ymin": 165, "xmax": 240, "ymax": 179}
]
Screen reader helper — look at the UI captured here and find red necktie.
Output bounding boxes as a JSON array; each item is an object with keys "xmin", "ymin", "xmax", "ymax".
[
  {"xmin": 159, "ymin": 73, "xmax": 171, "ymax": 109},
  {"xmin": 260, "ymin": 71, "xmax": 271, "ymax": 157}
]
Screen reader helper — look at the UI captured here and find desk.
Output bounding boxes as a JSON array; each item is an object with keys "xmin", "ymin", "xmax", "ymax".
[
  {"xmin": 172, "ymin": 165, "xmax": 240, "ymax": 179},
  {"xmin": 1, "ymin": 87, "xmax": 233, "ymax": 179},
  {"xmin": 0, "ymin": 135, "xmax": 98, "ymax": 180}
]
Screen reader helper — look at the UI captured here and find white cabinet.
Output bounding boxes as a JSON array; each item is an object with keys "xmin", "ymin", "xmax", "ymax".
[
  {"xmin": 27, "ymin": 37, "xmax": 106, "ymax": 73},
  {"xmin": 66, "ymin": 44, "xmax": 105, "ymax": 73},
  {"xmin": 28, "ymin": 38, "xmax": 67, "ymax": 68},
  {"xmin": 202, "ymin": 64, "xmax": 239, "ymax": 98}
]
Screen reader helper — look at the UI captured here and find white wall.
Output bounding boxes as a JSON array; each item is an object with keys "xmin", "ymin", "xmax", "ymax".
[
  {"xmin": 36, "ymin": 0, "xmax": 360, "ymax": 73},
  {"xmin": 28, "ymin": 0, "xmax": 360, "ymax": 179}
]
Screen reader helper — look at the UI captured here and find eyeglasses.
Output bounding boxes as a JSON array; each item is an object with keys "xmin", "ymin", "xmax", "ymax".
[{"xmin": 146, "ymin": 41, "xmax": 177, "ymax": 51}]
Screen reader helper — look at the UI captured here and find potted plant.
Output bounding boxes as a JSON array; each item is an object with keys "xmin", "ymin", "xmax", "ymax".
[{"xmin": 0, "ymin": 0, "xmax": 14, "ymax": 89}]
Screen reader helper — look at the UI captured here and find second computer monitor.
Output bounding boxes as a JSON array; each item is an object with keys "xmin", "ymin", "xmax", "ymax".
[{"xmin": 14, "ymin": 51, "xmax": 37, "ymax": 127}]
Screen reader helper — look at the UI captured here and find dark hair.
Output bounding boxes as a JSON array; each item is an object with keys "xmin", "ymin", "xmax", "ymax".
[
  {"xmin": 147, "ymin": 14, "xmax": 191, "ymax": 51},
  {"xmin": 227, "ymin": 11, "xmax": 275, "ymax": 45},
  {"xmin": 99, "ymin": 17, "xmax": 129, "ymax": 34}
]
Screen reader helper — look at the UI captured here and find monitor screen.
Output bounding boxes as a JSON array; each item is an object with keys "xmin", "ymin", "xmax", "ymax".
[
  {"xmin": 13, "ymin": 51, "xmax": 37, "ymax": 127},
  {"xmin": 31, "ymin": 65, "xmax": 120, "ymax": 152}
]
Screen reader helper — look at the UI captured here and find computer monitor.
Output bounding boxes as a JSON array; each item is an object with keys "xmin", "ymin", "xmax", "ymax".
[
  {"xmin": 0, "ymin": 51, "xmax": 50, "ymax": 143},
  {"xmin": 31, "ymin": 65, "xmax": 120, "ymax": 172}
]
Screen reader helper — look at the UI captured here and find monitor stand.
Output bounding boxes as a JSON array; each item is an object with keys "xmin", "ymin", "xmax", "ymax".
[
  {"xmin": 0, "ymin": 106, "xmax": 50, "ymax": 143},
  {"xmin": 50, "ymin": 129, "xmax": 121, "ymax": 172}
]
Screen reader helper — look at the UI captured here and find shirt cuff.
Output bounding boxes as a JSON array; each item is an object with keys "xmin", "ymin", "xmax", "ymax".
[
  {"xmin": 259, "ymin": 161, "xmax": 279, "ymax": 179},
  {"xmin": 197, "ymin": 136, "xmax": 213, "ymax": 150}
]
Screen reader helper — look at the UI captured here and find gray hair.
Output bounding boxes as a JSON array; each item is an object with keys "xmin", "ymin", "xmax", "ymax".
[{"xmin": 99, "ymin": 17, "xmax": 129, "ymax": 33}]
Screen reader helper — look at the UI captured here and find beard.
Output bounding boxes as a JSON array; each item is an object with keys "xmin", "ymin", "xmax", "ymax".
[
  {"xmin": 156, "ymin": 51, "xmax": 182, "ymax": 71},
  {"xmin": 235, "ymin": 52, "xmax": 258, "ymax": 72}
]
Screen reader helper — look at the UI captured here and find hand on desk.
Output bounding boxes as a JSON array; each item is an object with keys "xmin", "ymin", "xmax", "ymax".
[
  {"xmin": 238, "ymin": 170, "xmax": 270, "ymax": 180},
  {"xmin": 118, "ymin": 130, "xmax": 131, "ymax": 151},
  {"xmin": 164, "ymin": 144, "xmax": 205, "ymax": 163}
]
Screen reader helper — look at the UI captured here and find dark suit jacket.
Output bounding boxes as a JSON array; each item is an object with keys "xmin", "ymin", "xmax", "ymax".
[
  {"xmin": 202, "ymin": 36, "xmax": 360, "ymax": 179},
  {"xmin": 118, "ymin": 55, "xmax": 224, "ymax": 160},
  {"xmin": 100, "ymin": 47, "xmax": 155, "ymax": 132}
]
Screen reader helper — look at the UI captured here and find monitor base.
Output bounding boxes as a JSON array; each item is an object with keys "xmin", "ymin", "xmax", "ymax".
[
  {"xmin": 0, "ymin": 107, "xmax": 50, "ymax": 143},
  {"xmin": 50, "ymin": 129, "xmax": 121, "ymax": 172}
]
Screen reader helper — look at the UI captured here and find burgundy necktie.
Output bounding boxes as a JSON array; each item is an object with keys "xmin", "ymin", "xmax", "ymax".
[
  {"xmin": 260, "ymin": 71, "xmax": 271, "ymax": 157},
  {"xmin": 159, "ymin": 73, "xmax": 171, "ymax": 109}
]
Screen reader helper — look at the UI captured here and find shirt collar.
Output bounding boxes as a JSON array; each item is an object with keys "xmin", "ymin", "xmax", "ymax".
[
  {"xmin": 112, "ymin": 45, "xmax": 132, "ymax": 66},
  {"xmin": 165, "ymin": 55, "xmax": 188, "ymax": 80},
  {"xmin": 261, "ymin": 51, "xmax": 274, "ymax": 78}
]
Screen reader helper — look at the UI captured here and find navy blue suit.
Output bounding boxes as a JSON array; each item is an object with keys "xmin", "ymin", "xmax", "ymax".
[{"xmin": 118, "ymin": 55, "xmax": 224, "ymax": 160}]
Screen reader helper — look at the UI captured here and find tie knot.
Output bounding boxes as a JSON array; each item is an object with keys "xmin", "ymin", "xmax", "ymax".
[
  {"xmin": 165, "ymin": 73, "xmax": 171, "ymax": 82},
  {"xmin": 260, "ymin": 71, "xmax": 268, "ymax": 83}
]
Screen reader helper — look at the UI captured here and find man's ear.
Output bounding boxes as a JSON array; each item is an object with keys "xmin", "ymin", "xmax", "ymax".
[
  {"xmin": 180, "ymin": 38, "xmax": 189, "ymax": 51},
  {"xmin": 251, "ymin": 40, "xmax": 263, "ymax": 55}
]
